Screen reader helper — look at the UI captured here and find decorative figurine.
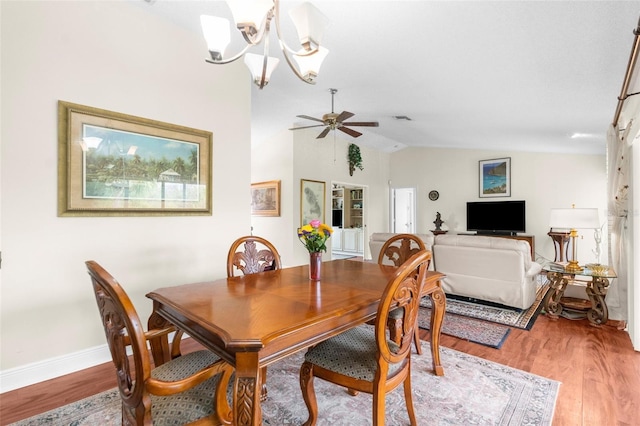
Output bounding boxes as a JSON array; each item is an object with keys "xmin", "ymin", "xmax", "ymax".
[{"xmin": 433, "ymin": 212, "xmax": 444, "ymax": 231}]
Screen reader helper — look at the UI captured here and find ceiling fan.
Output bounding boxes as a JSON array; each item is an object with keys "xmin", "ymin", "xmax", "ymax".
[{"xmin": 289, "ymin": 88, "xmax": 379, "ymax": 139}]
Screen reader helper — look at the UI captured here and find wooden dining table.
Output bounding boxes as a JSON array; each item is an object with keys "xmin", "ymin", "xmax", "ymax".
[{"xmin": 146, "ymin": 259, "xmax": 446, "ymax": 426}]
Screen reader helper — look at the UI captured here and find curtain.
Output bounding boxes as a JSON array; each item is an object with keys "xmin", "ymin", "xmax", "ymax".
[{"xmin": 606, "ymin": 124, "xmax": 632, "ymax": 321}]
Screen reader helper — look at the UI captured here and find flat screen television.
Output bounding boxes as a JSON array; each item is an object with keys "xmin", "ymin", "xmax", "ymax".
[{"xmin": 466, "ymin": 200, "xmax": 526, "ymax": 235}]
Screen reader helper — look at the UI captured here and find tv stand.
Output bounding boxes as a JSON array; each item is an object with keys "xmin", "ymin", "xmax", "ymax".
[{"xmin": 476, "ymin": 231, "xmax": 516, "ymax": 236}]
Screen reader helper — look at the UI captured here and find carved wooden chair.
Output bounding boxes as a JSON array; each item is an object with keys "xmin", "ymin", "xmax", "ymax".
[
  {"xmin": 226, "ymin": 235, "xmax": 282, "ymax": 401},
  {"xmin": 227, "ymin": 235, "xmax": 282, "ymax": 277},
  {"xmin": 299, "ymin": 251, "xmax": 431, "ymax": 426},
  {"xmin": 377, "ymin": 233, "xmax": 431, "ymax": 355},
  {"xmin": 86, "ymin": 260, "xmax": 234, "ymax": 425}
]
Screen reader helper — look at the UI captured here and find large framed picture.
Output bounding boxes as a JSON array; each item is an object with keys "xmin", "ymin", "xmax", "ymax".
[
  {"xmin": 251, "ymin": 180, "xmax": 281, "ymax": 217},
  {"xmin": 58, "ymin": 101, "xmax": 212, "ymax": 216},
  {"xmin": 479, "ymin": 157, "xmax": 511, "ymax": 198},
  {"xmin": 300, "ymin": 179, "xmax": 325, "ymax": 225}
]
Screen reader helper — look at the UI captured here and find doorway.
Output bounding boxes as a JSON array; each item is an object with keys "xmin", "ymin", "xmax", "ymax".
[
  {"xmin": 331, "ymin": 182, "xmax": 368, "ymax": 260},
  {"xmin": 391, "ymin": 187, "xmax": 416, "ymax": 233}
]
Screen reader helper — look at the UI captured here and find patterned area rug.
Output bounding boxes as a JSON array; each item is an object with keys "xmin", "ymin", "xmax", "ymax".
[
  {"xmin": 12, "ymin": 338, "xmax": 559, "ymax": 426},
  {"xmin": 418, "ymin": 307, "xmax": 511, "ymax": 348},
  {"xmin": 419, "ymin": 283, "xmax": 549, "ymax": 348}
]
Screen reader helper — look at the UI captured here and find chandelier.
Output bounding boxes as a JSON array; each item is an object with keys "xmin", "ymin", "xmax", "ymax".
[{"xmin": 200, "ymin": 0, "xmax": 330, "ymax": 89}]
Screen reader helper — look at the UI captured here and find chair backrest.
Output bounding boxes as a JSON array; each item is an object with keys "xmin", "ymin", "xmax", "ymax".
[
  {"xmin": 85, "ymin": 260, "xmax": 153, "ymax": 423},
  {"xmin": 227, "ymin": 235, "xmax": 282, "ymax": 277},
  {"xmin": 378, "ymin": 233, "xmax": 429, "ymax": 267},
  {"xmin": 375, "ymin": 250, "xmax": 431, "ymax": 365}
]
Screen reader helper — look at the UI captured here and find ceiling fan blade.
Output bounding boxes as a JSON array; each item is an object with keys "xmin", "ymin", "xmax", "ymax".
[
  {"xmin": 335, "ymin": 111, "xmax": 355, "ymax": 123},
  {"xmin": 289, "ymin": 124, "xmax": 326, "ymax": 130},
  {"xmin": 316, "ymin": 127, "xmax": 331, "ymax": 139},
  {"xmin": 338, "ymin": 126, "xmax": 362, "ymax": 138},
  {"xmin": 297, "ymin": 114, "xmax": 325, "ymax": 123},
  {"xmin": 342, "ymin": 121, "xmax": 379, "ymax": 127}
]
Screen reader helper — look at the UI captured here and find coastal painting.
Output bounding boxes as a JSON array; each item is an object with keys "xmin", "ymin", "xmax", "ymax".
[
  {"xmin": 479, "ymin": 158, "xmax": 511, "ymax": 197},
  {"xmin": 58, "ymin": 100, "xmax": 212, "ymax": 216}
]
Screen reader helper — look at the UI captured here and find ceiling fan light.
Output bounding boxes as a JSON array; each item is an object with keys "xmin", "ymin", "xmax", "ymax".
[
  {"xmin": 244, "ymin": 52, "xmax": 280, "ymax": 86},
  {"xmin": 288, "ymin": 2, "xmax": 329, "ymax": 51},
  {"xmin": 226, "ymin": 0, "xmax": 273, "ymax": 38},
  {"xmin": 293, "ymin": 46, "xmax": 329, "ymax": 82},
  {"xmin": 200, "ymin": 15, "xmax": 231, "ymax": 61}
]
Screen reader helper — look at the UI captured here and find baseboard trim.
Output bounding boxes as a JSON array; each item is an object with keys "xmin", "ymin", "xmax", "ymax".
[{"xmin": 0, "ymin": 344, "xmax": 112, "ymax": 393}]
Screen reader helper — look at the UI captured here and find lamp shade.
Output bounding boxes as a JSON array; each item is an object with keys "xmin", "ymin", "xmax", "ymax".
[
  {"xmin": 292, "ymin": 46, "xmax": 329, "ymax": 80},
  {"xmin": 244, "ymin": 53, "xmax": 280, "ymax": 85},
  {"xmin": 549, "ymin": 208, "xmax": 600, "ymax": 229},
  {"xmin": 226, "ymin": 0, "xmax": 272, "ymax": 28},
  {"xmin": 288, "ymin": 1, "xmax": 330, "ymax": 50},
  {"xmin": 200, "ymin": 15, "xmax": 231, "ymax": 59}
]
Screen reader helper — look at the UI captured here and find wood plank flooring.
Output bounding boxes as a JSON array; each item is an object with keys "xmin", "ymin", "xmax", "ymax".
[{"xmin": 1, "ymin": 314, "xmax": 639, "ymax": 425}]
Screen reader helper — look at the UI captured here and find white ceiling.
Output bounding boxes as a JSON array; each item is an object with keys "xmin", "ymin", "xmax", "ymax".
[{"xmin": 137, "ymin": 1, "xmax": 640, "ymax": 154}]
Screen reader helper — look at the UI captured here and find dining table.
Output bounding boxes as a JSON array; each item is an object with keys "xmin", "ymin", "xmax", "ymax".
[{"xmin": 146, "ymin": 259, "xmax": 446, "ymax": 426}]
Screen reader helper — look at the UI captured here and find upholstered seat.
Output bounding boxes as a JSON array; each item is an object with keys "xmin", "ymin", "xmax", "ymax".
[
  {"xmin": 86, "ymin": 260, "xmax": 233, "ymax": 425},
  {"xmin": 299, "ymin": 251, "xmax": 432, "ymax": 426}
]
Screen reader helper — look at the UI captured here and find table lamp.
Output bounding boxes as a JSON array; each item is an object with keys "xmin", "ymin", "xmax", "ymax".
[{"xmin": 549, "ymin": 206, "xmax": 600, "ymax": 272}]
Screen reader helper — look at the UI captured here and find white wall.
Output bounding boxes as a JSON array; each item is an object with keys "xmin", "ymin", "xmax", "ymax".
[
  {"xmin": 1, "ymin": 0, "xmax": 251, "ymax": 385},
  {"xmin": 389, "ymin": 148, "xmax": 608, "ymax": 267}
]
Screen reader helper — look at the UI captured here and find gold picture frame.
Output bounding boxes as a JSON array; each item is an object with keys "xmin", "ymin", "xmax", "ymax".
[
  {"xmin": 251, "ymin": 180, "xmax": 281, "ymax": 217},
  {"xmin": 58, "ymin": 101, "xmax": 212, "ymax": 216},
  {"xmin": 300, "ymin": 179, "xmax": 325, "ymax": 225}
]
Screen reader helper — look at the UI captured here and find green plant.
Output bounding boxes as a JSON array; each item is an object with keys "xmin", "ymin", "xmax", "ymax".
[{"xmin": 347, "ymin": 143, "xmax": 363, "ymax": 176}]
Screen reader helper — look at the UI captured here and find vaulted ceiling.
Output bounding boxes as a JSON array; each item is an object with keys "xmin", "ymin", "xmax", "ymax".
[{"xmin": 138, "ymin": 1, "xmax": 640, "ymax": 154}]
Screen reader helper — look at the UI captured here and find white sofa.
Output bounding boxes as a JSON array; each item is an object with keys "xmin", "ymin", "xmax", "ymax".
[
  {"xmin": 369, "ymin": 232, "xmax": 542, "ymax": 309},
  {"xmin": 433, "ymin": 234, "xmax": 541, "ymax": 309}
]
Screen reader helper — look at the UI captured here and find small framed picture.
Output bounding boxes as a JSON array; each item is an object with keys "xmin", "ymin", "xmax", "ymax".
[
  {"xmin": 250, "ymin": 180, "xmax": 281, "ymax": 217},
  {"xmin": 300, "ymin": 179, "xmax": 325, "ymax": 225},
  {"xmin": 479, "ymin": 157, "xmax": 511, "ymax": 197}
]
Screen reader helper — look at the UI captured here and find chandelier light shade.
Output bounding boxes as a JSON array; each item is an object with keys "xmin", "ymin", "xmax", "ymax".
[
  {"xmin": 549, "ymin": 206, "xmax": 600, "ymax": 272},
  {"xmin": 244, "ymin": 53, "xmax": 280, "ymax": 86},
  {"xmin": 200, "ymin": 0, "xmax": 330, "ymax": 89}
]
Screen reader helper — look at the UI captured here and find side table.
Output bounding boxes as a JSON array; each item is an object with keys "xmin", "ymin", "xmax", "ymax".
[{"xmin": 541, "ymin": 262, "xmax": 616, "ymax": 326}]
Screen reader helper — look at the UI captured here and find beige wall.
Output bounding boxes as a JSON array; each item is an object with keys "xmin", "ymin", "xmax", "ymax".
[
  {"xmin": 1, "ymin": 0, "xmax": 251, "ymax": 384},
  {"xmin": 389, "ymin": 147, "xmax": 608, "ymax": 266}
]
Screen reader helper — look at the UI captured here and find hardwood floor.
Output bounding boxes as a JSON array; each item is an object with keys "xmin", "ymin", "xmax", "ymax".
[{"xmin": 1, "ymin": 314, "xmax": 639, "ymax": 425}]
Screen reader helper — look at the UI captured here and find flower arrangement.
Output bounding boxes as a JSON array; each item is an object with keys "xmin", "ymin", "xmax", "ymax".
[{"xmin": 297, "ymin": 219, "xmax": 333, "ymax": 253}]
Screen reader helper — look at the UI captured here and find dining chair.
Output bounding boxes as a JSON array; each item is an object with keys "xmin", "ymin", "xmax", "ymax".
[
  {"xmin": 226, "ymin": 235, "xmax": 282, "ymax": 401},
  {"xmin": 377, "ymin": 233, "xmax": 431, "ymax": 355},
  {"xmin": 226, "ymin": 235, "xmax": 282, "ymax": 277},
  {"xmin": 299, "ymin": 250, "xmax": 432, "ymax": 426},
  {"xmin": 86, "ymin": 260, "xmax": 234, "ymax": 425}
]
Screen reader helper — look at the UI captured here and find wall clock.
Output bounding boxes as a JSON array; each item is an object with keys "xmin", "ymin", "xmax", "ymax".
[{"xmin": 428, "ymin": 190, "xmax": 439, "ymax": 201}]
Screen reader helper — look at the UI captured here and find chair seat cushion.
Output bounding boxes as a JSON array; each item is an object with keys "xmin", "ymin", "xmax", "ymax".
[
  {"xmin": 304, "ymin": 325, "xmax": 403, "ymax": 382},
  {"xmin": 150, "ymin": 350, "xmax": 224, "ymax": 426}
]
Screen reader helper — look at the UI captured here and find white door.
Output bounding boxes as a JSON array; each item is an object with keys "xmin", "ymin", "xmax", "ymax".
[{"xmin": 392, "ymin": 188, "xmax": 416, "ymax": 233}]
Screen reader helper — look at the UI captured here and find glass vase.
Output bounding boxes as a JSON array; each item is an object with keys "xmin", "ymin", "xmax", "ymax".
[{"xmin": 309, "ymin": 252, "xmax": 322, "ymax": 281}]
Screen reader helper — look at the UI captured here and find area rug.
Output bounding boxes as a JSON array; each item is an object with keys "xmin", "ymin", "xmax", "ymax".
[
  {"xmin": 12, "ymin": 338, "xmax": 560, "ymax": 426},
  {"xmin": 422, "ymin": 282, "xmax": 549, "ymax": 329},
  {"xmin": 418, "ymin": 307, "xmax": 511, "ymax": 349}
]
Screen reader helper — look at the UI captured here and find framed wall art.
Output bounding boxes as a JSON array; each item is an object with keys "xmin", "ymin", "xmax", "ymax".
[
  {"xmin": 58, "ymin": 101, "xmax": 212, "ymax": 216},
  {"xmin": 251, "ymin": 180, "xmax": 281, "ymax": 217},
  {"xmin": 479, "ymin": 157, "xmax": 511, "ymax": 198},
  {"xmin": 300, "ymin": 179, "xmax": 325, "ymax": 225}
]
